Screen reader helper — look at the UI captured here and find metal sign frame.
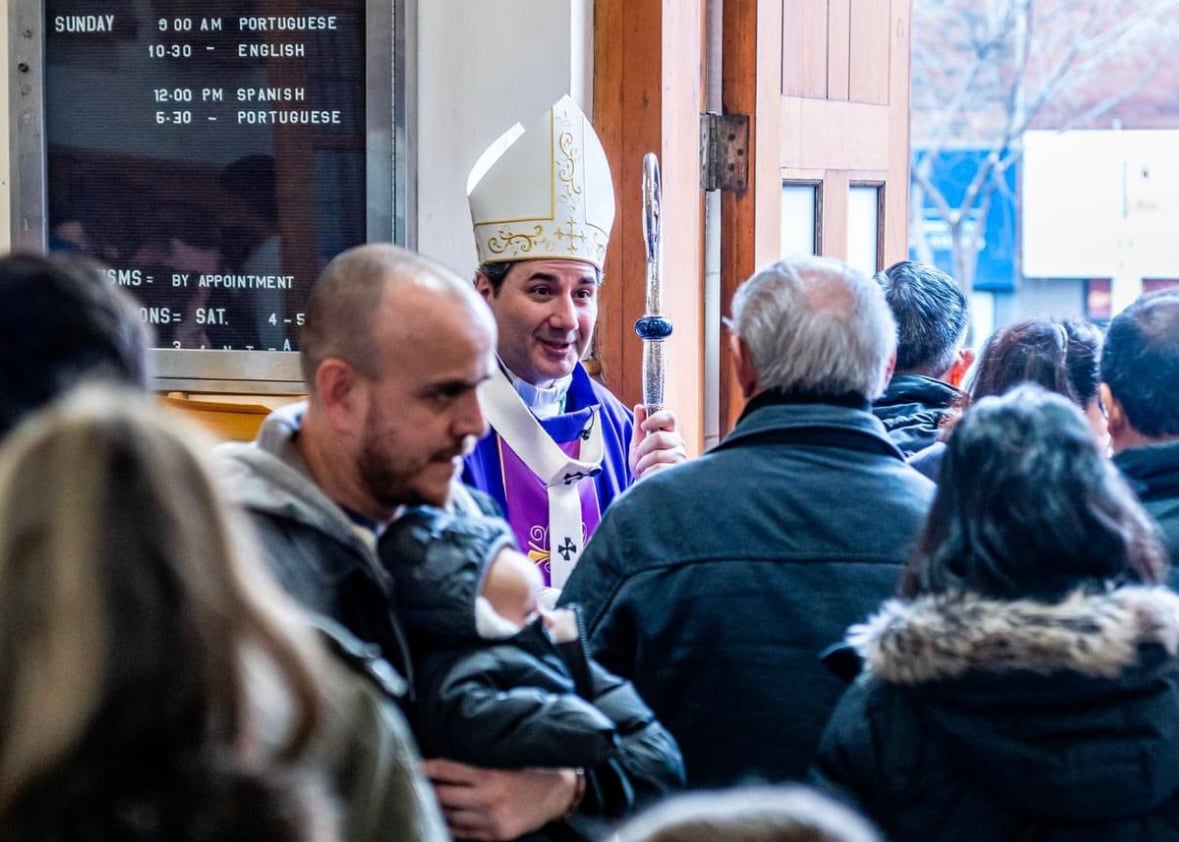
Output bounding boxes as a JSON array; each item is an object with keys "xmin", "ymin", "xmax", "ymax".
[{"xmin": 8, "ymin": 0, "xmax": 409, "ymax": 393}]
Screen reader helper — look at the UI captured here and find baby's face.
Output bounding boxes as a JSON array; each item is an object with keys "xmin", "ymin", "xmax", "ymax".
[{"xmin": 482, "ymin": 547, "xmax": 543, "ymax": 629}]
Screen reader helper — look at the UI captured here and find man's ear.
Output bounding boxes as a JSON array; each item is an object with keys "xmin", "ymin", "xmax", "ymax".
[
  {"xmin": 314, "ymin": 358, "xmax": 365, "ymax": 432},
  {"xmin": 473, "ymin": 271, "xmax": 495, "ymax": 303},
  {"xmin": 729, "ymin": 333, "xmax": 759, "ymax": 399},
  {"xmin": 884, "ymin": 351, "xmax": 897, "ymax": 386},
  {"xmin": 1099, "ymin": 383, "xmax": 1127, "ymax": 439},
  {"xmin": 947, "ymin": 347, "xmax": 976, "ymax": 388}
]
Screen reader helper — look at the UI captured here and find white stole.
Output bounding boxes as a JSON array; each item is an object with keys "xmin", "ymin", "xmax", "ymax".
[{"xmin": 481, "ymin": 366, "xmax": 603, "ymax": 587}]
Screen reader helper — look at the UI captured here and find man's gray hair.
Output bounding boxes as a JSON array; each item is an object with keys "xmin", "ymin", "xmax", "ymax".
[{"xmin": 729, "ymin": 255, "xmax": 896, "ymax": 399}]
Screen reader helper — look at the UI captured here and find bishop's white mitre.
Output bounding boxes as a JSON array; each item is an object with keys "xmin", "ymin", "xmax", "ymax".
[{"xmin": 466, "ymin": 96, "xmax": 616, "ymax": 271}]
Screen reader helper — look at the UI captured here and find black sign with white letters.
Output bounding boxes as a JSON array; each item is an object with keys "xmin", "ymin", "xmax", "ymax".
[{"xmin": 44, "ymin": 0, "xmax": 368, "ymax": 351}]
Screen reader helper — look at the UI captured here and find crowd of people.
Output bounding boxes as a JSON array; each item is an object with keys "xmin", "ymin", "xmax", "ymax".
[{"xmin": 2, "ymin": 94, "xmax": 1179, "ymax": 842}]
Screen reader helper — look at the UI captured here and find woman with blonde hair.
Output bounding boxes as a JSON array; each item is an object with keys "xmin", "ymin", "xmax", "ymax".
[{"xmin": 0, "ymin": 386, "xmax": 337, "ymax": 841}]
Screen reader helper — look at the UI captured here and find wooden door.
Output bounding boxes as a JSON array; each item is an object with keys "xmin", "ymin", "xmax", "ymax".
[
  {"xmin": 720, "ymin": 0, "xmax": 912, "ymax": 431},
  {"xmin": 593, "ymin": 0, "xmax": 705, "ymax": 454}
]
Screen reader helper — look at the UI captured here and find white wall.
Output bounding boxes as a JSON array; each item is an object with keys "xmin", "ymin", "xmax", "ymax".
[{"xmin": 414, "ymin": 0, "xmax": 592, "ymax": 279}]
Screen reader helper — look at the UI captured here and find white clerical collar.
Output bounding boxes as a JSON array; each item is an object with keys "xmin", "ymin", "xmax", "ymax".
[{"xmin": 502, "ymin": 362, "xmax": 573, "ymax": 420}]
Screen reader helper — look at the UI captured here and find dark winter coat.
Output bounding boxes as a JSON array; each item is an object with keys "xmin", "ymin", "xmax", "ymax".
[
  {"xmin": 813, "ymin": 586, "xmax": 1179, "ymax": 841},
  {"xmin": 871, "ymin": 374, "xmax": 962, "ymax": 456},
  {"xmin": 379, "ymin": 509, "xmax": 685, "ymax": 842},
  {"xmin": 1115, "ymin": 440, "xmax": 1179, "ymax": 574},
  {"xmin": 907, "ymin": 439, "xmax": 946, "ymax": 482},
  {"xmin": 560, "ymin": 393, "xmax": 935, "ymax": 787}
]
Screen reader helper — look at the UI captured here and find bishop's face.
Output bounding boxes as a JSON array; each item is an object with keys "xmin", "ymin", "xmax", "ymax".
[{"xmin": 476, "ymin": 258, "xmax": 600, "ymax": 387}]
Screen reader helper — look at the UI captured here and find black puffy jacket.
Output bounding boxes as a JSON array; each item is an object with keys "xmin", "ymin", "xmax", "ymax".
[
  {"xmin": 378, "ymin": 508, "xmax": 685, "ymax": 841},
  {"xmin": 871, "ymin": 373, "xmax": 962, "ymax": 456},
  {"xmin": 813, "ymin": 586, "xmax": 1179, "ymax": 841}
]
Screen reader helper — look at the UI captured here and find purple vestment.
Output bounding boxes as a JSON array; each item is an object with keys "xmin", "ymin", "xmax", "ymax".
[{"xmin": 462, "ymin": 364, "xmax": 635, "ymax": 586}]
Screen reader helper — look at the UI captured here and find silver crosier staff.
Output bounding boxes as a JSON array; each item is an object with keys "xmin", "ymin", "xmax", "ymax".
[{"xmin": 634, "ymin": 153, "xmax": 674, "ymax": 414}]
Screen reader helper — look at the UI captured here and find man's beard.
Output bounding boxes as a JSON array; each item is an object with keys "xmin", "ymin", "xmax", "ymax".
[
  {"xmin": 358, "ymin": 432, "xmax": 460, "ymax": 511},
  {"xmin": 358, "ymin": 433, "xmax": 418, "ymax": 511}
]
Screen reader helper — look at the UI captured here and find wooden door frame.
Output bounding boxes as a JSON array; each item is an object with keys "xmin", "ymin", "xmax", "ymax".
[
  {"xmin": 594, "ymin": 0, "xmax": 911, "ymax": 443},
  {"xmin": 592, "ymin": 0, "xmax": 705, "ymax": 455},
  {"xmin": 719, "ymin": 0, "xmax": 781, "ymax": 432}
]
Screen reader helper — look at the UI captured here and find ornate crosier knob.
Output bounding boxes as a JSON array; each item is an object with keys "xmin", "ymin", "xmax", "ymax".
[{"xmin": 635, "ymin": 153, "xmax": 673, "ymax": 414}]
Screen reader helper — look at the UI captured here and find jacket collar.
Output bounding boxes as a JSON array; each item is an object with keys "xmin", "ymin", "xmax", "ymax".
[
  {"xmin": 255, "ymin": 399, "xmax": 306, "ymax": 458},
  {"xmin": 875, "ymin": 373, "xmax": 962, "ymax": 410},
  {"xmin": 739, "ymin": 387, "xmax": 870, "ymax": 418},
  {"xmin": 850, "ymin": 586, "xmax": 1179, "ymax": 685},
  {"xmin": 720, "ymin": 393, "xmax": 902, "ymax": 459},
  {"xmin": 1114, "ymin": 439, "xmax": 1179, "ymax": 499}
]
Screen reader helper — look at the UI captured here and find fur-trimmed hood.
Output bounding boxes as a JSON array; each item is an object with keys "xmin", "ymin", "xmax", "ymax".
[
  {"xmin": 843, "ymin": 585, "xmax": 1179, "ymax": 821},
  {"xmin": 850, "ymin": 585, "xmax": 1179, "ymax": 684}
]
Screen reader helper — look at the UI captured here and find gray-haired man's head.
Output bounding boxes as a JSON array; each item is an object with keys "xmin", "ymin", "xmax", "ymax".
[{"xmin": 728, "ymin": 255, "xmax": 896, "ymax": 401}]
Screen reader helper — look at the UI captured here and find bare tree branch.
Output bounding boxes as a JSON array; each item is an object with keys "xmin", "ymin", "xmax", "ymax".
[
  {"xmin": 1062, "ymin": 51, "xmax": 1169, "ymax": 130},
  {"xmin": 910, "ymin": 0, "xmax": 1179, "ymax": 293}
]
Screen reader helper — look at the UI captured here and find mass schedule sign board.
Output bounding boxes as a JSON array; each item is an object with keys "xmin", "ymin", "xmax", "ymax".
[{"xmin": 12, "ymin": 0, "xmax": 398, "ymax": 389}]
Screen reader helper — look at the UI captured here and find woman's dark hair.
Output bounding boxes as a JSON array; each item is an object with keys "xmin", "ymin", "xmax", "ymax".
[
  {"xmin": 0, "ymin": 254, "xmax": 150, "ymax": 438},
  {"xmin": 1061, "ymin": 319, "xmax": 1102, "ymax": 407},
  {"xmin": 969, "ymin": 318, "xmax": 1101, "ymax": 405},
  {"xmin": 900, "ymin": 385, "xmax": 1167, "ymax": 601},
  {"xmin": 938, "ymin": 317, "xmax": 1103, "ymax": 439}
]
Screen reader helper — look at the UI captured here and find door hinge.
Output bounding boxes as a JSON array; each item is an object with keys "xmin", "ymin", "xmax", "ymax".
[{"xmin": 700, "ymin": 112, "xmax": 750, "ymax": 192}]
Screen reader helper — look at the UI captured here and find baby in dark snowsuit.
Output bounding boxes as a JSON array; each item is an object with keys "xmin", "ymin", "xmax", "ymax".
[{"xmin": 378, "ymin": 507, "xmax": 683, "ymax": 841}]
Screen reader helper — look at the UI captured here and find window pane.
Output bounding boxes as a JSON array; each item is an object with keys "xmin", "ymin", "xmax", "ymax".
[
  {"xmin": 781, "ymin": 183, "xmax": 817, "ymax": 257},
  {"xmin": 848, "ymin": 185, "xmax": 880, "ymax": 277}
]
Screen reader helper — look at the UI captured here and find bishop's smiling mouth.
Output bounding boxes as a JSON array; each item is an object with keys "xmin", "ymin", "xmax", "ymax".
[{"xmin": 538, "ymin": 338, "xmax": 574, "ymax": 352}]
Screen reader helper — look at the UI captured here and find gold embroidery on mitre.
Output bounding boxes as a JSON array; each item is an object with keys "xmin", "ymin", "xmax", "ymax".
[
  {"xmin": 478, "ymin": 220, "xmax": 608, "ymax": 264},
  {"xmin": 556, "ymin": 130, "xmax": 583, "ymax": 210},
  {"xmin": 487, "ymin": 224, "xmax": 548, "ymax": 257},
  {"xmin": 468, "ymin": 97, "xmax": 613, "ymax": 269},
  {"xmin": 554, "ymin": 218, "xmax": 586, "ymax": 249}
]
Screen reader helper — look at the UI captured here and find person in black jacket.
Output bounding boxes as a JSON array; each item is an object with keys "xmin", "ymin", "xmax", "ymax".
[
  {"xmin": 560, "ymin": 256, "xmax": 934, "ymax": 787},
  {"xmin": 380, "ymin": 508, "xmax": 685, "ymax": 842},
  {"xmin": 1102, "ymin": 290, "xmax": 1179, "ymax": 570},
  {"xmin": 812, "ymin": 385, "xmax": 1179, "ymax": 842},
  {"xmin": 871, "ymin": 261, "xmax": 973, "ymax": 456}
]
